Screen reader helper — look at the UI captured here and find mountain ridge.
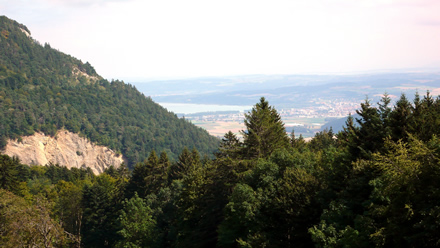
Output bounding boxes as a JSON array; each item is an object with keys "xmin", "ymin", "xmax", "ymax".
[{"xmin": 0, "ymin": 15, "xmax": 219, "ymax": 167}]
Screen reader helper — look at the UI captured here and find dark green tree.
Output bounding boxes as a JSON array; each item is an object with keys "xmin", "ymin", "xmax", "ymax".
[
  {"xmin": 241, "ymin": 97, "xmax": 290, "ymax": 159},
  {"xmin": 378, "ymin": 93, "xmax": 392, "ymax": 138},
  {"xmin": 411, "ymin": 91, "xmax": 440, "ymax": 141},
  {"xmin": 81, "ymin": 174, "xmax": 121, "ymax": 247},
  {"xmin": 216, "ymin": 131, "xmax": 241, "ymax": 159},
  {"xmin": 144, "ymin": 150, "xmax": 169, "ymax": 195},
  {"xmin": 0, "ymin": 154, "xmax": 20, "ymax": 193},
  {"xmin": 308, "ymin": 128, "xmax": 336, "ymax": 151},
  {"xmin": 125, "ymin": 162, "xmax": 149, "ymax": 199},
  {"xmin": 347, "ymin": 96, "xmax": 390, "ymax": 160},
  {"xmin": 116, "ymin": 193, "xmax": 157, "ymax": 248},
  {"xmin": 368, "ymin": 136, "xmax": 440, "ymax": 247},
  {"xmin": 169, "ymin": 147, "xmax": 201, "ymax": 181},
  {"xmin": 389, "ymin": 93, "xmax": 412, "ymax": 142}
]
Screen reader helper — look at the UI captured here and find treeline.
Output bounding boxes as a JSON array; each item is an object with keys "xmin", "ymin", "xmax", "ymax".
[
  {"xmin": 1, "ymin": 94, "xmax": 440, "ymax": 247},
  {"xmin": 0, "ymin": 16, "xmax": 219, "ymax": 164}
]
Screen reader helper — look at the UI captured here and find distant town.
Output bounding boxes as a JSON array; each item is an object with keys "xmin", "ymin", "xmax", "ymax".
[
  {"xmin": 145, "ymin": 73, "xmax": 440, "ymax": 138},
  {"xmin": 180, "ymin": 98, "xmax": 362, "ymax": 138},
  {"xmin": 184, "ymin": 97, "xmax": 360, "ymax": 122}
]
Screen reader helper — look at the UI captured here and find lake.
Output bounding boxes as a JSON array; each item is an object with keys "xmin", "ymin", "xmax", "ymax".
[{"xmin": 157, "ymin": 102, "xmax": 253, "ymax": 115}]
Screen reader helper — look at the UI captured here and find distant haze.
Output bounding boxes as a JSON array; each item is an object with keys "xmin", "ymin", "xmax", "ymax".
[
  {"xmin": 136, "ymin": 73, "xmax": 440, "ymax": 108},
  {"xmin": 1, "ymin": 0, "xmax": 440, "ymax": 81},
  {"xmin": 159, "ymin": 103, "xmax": 252, "ymax": 115}
]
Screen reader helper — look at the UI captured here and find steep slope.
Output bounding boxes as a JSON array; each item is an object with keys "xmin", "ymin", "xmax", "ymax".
[
  {"xmin": 0, "ymin": 16, "xmax": 219, "ymax": 167},
  {"xmin": 4, "ymin": 130, "xmax": 125, "ymax": 174}
]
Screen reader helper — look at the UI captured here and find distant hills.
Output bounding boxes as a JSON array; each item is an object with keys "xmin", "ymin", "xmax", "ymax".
[
  {"xmin": 133, "ymin": 68, "xmax": 440, "ymax": 139},
  {"xmin": 320, "ymin": 114, "xmax": 360, "ymax": 133},
  {"xmin": 134, "ymin": 73, "xmax": 440, "ymax": 109},
  {"xmin": 0, "ymin": 16, "xmax": 219, "ymax": 166}
]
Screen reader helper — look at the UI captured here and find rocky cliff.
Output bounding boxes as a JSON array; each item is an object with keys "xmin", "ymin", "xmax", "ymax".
[{"xmin": 2, "ymin": 130, "xmax": 126, "ymax": 174}]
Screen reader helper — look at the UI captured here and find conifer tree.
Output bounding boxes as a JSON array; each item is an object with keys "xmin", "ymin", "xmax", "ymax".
[
  {"xmin": 241, "ymin": 97, "xmax": 290, "ymax": 159},
  {"xmin": 290, "ymin": 129, "xmax": 296, "ymax": 146},
  {"xmin": 147, "ymin": 150, "xmax": 159, "ymax": 167},
  {"xmin": 337, "ymin": 113, "xmax": 357, "ymax": 147},
  {"xmin": 169, "ymin": 147, "xmax": 200, "ymax": 181},
  {"xmin": 157, "ymin": 150, "xmax": 170, "ymax": 186},
  {"xmin": 378, "ymin": 93, "xmax": 392, "ymax": 138},
  {"xmin": 415, "ymin": 91, "xmax": 440, "ymax": 141},
  {"xmin": 125, "ymin": 162, "xmax": 149, "ymax": 199},
  {"xmin": 0, "ymin": 154, "xmax": 20, "ymax": 193},
  {"xmin": 389, "ymin": 93, "xmax": 412, "ymax": 142},
  {"xmin": 159, "ymin": 151, "xmax": 170, "ymax": 167},
  {"xmin": 116, "ymin": 193, "xmax": 157, "ymax": 248},
  {"xmin": 352, "ymin": 97, "xmax": 383, "ymax": 159},
  {"xmin": 216, "ymin": 131, "xmax": 241, "ymax": 159},
  {"xmin": 308, "ymin": 128, "xmax": 335, "ymax": 151},
  {"xmin": 82, "ymin": 174, "xmax": 121, "ymax": 247}
]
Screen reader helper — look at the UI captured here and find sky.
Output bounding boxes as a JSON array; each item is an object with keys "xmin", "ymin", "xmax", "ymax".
[{"xmin": 1, "ymin": 0, "xmax": 440, "ymax": 81}]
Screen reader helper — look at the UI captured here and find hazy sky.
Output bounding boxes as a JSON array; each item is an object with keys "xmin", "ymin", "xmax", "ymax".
[{"xmin": 1, "ymin": 0, "xmax": 440, "ymax": 80}]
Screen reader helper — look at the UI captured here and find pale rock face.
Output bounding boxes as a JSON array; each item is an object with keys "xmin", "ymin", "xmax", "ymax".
[{"xmin": 2, "ymin": 130, "xmax": 126, "ymax": 174}]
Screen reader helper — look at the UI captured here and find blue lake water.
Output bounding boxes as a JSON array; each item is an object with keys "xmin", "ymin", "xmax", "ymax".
[{"xmin": 158, "ymin": 102, "xmax": 253, "ymax": 115}]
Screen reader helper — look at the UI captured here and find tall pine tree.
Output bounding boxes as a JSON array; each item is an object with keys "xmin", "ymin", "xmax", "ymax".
[{"xmin": 241, "ymin": 97, "xmax": 290, "ymax": 159}]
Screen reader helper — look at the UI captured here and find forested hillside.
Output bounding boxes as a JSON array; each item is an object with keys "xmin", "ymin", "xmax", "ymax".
[
  {"xmin": 0, "ymin": 16, "xmax": 219, "ymax": 165},
  {"xmin": 1, "ymin": 94, "xmax": 440, "ymax": 247}
]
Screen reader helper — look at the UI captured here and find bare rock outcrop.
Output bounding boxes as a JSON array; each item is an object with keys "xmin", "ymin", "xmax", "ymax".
[{"xmin": 2, "ymin": 130, "xmax": 126, "ymax": 174}]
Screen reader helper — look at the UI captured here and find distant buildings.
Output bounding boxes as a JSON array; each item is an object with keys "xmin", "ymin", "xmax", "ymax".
[{"xmin": 186, "ymin": 98, "xmax": 359, "ymax": 123}]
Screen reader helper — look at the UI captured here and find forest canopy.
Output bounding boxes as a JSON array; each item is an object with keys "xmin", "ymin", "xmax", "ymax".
[{"xmin": 2, "ymin": 93, "xmax": 440, "ymax": 247}]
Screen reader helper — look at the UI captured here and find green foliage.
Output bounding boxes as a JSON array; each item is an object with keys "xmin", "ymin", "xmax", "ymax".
[
  {"xmin": 54, "ymin": 180, "xmax": 84, "ymax": 245},
  {"xmin": 216, "ymin": 131, "xmax": 242, "ymax": 159},
  {"xmin": 389, "ymin": 93, "xmax": 412, "ymax": 142},
  {"xmin": 0, "ymin": 154, "xmax": 20, "ymax": 193},
  {"xmin": 125, "ymin": 150, "xmax": 169, "ymax": 199},
  {"xmin": 367, "ymin": 135, "xmax": 440, "ymax": 246},
  {"xmin": 81, "ymin": 174, "xmax": 121, "ymax": 247},
  {"xmin": 218, "ymin": 152, "xmax": 322, "ymax": 248},
  {"xmin": 168, "ymin": 147, "xmax": 201, "ymax": 181},
  {"xmin": 116, "ymin": 193, "xmax": 157, "ymax": 248},
  {"xmin": 241, "ymin": 97, "xmax": 290, "ymax": 159},
  {"xmin": 0, "ymin": 91, "xmax": 438, "ymax": 247},
  {"xmin": 0, "ymin": 189, "xmax": 68, "ymax": 247},
  {"xmin": 308, "ymin": 128, "xmax": 336, "ymax": 151}
]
